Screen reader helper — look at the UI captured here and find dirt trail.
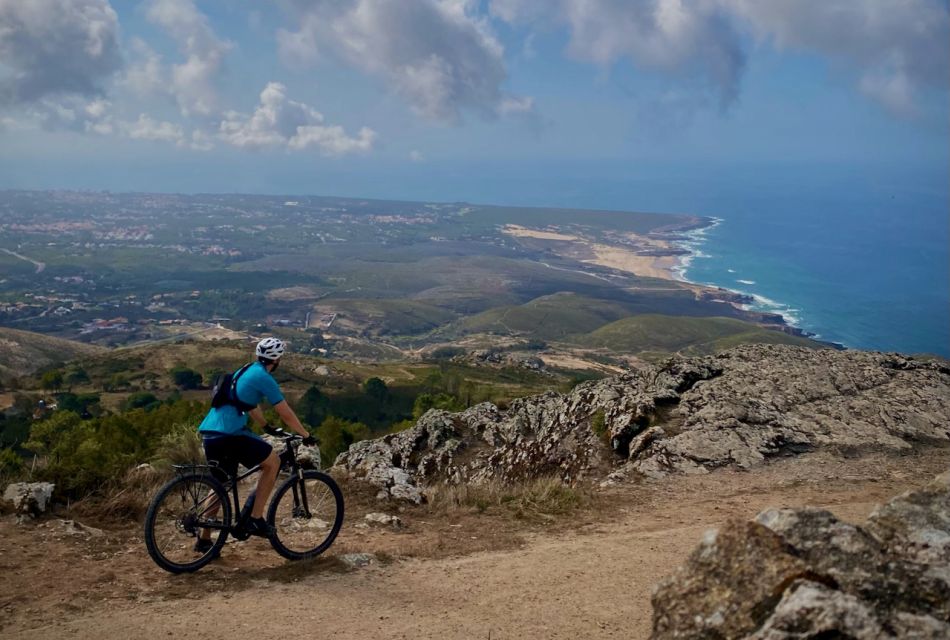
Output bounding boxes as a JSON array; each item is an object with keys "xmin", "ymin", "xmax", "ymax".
[{"xmin": 4, "ymin": 450, "xmax": 947, "ymax": 640}]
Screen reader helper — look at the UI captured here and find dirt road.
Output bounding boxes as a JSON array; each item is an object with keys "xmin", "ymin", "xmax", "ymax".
[{"xmin": 4, "ymin": 450, "xmax": 947, "ymax": 639}]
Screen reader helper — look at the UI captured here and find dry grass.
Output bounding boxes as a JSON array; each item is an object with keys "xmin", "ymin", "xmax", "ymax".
[
  {"xmin": 152, "ymin": 422, "xmax": 205, "ymax": 468},
  {"xmin": 425, "ymin": 476, "xmax": 586, "ymax": 521},
  {"xmin": 70, "ymin": 464, "xmax": 172, "ymax": 523}
]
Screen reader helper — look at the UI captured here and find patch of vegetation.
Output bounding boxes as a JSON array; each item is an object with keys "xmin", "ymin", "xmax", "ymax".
[
  {"xmin": 427, "ymin": 476, "xmax": 586, "ymax": 520},
  {"xmin": 590, "ymin": 409, "xmax": 607, "ymax": 441},
  {"xmin": 575, "ymin": 314, "xmax": 824, "ymax": 355}
]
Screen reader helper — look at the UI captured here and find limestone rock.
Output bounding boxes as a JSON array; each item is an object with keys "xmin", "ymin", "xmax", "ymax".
[
  {"xmin": 364, "ymin": 512, "xmax": 402, "ymax": 528},
  {"xmin": 43, "ymin": 519, "xmax": 105, "ymax": 538},
  {"xmin": 338, "ymin": 553, "xmax": 376, "ymax": 569},
  {"xmin": 651, "ymin": 472, "xmax": 950, "ymax": 639},
  {"xmin": 333, "ymin": 345, "xmax": 950, "ymax": 500},
  {"xmin": 4, "ymin": 482, "xmax": 55, "ymax": 517}
]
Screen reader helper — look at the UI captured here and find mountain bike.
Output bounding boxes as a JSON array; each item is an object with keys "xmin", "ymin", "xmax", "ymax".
[{"xmin": 144, "ymin": 427, "xmax": 344, "ymax": 574}]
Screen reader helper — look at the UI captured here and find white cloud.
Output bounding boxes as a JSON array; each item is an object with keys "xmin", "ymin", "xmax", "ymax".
[
  {"xmin": 492, "ymin": 0, "xmax": 745, "ymax": 108},
  {"xmin": 0, "ymin": 0, "xmax": 121, "ymax": 105},
  {"xmin": 124, "ymin": 113, "xmax": 185, "ymax": 144},
  {"xmin": 145, "ymin": 0, "xmax": 232, "ymax": 117},
  {"xmin": 491, "ymin": 0, "xmax": 950, "ymax": 114},
  {"xmin": 277, "ymin": 0, "xmax": 533, "ymax": 123},
  {"xmin": 409, "ymin": 150, "xmax": 425, "ymax": 162},
  {"xmin": 122, "ymin": 38, "xmax": 168, "ymax": 98},
  {"xmin": 219, "ymin": 82, "xmax": 376, "ymax": 154},
  {"xmin": 724, "ymin": 0, "xmax": 949, "ymax": 116}
]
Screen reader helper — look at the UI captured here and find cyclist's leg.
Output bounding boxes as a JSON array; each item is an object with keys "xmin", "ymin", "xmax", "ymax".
[
  {"xmin": 229, "ymin": 434, "xmax": 276, "ymax": 519},
  {"xmin": 198, "ymin": 435, "xmax": 238, "ymax": 542},
  {"xmin": 251, "ymin": 450, "xmax": 280, "ymax": 518}
]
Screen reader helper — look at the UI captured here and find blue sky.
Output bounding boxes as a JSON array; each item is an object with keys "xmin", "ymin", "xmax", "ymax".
[{"xmin": 0, "ymin": 0, "xmax": 947, "ymax": 208}]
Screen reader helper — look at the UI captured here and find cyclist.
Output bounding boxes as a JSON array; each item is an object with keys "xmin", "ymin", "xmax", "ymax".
[{"xmin": 194, "ymin": 337, "xmax": 315, "ymax": 553}]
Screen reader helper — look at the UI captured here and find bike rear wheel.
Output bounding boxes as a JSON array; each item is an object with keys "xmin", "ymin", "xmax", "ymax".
[
  {"xmin": 144, "ymin": 472, "xmax": 231, "ymax": 573},
  {"xmin": 267, "ymin": 470, "xmax": 344, "ymax": 560}
]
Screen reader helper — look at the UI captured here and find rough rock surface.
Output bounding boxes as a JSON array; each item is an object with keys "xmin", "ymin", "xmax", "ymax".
[
  {"xmin": 4, "ymin": 482, "xmax": 55, "ymax": 517},
  {"xmin": 334, "ymin": 345, "xmax": 950, "ymax": 500},
  {"xmin": 651, "ymin": 471, "xmax": 950, "ymax": 639}
]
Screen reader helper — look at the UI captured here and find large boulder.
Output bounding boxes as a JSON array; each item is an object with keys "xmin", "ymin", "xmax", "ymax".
[
  {"xmin": 651, "ymin": 471, "xmax": 950, "ymax": 639},
  {"xmin": 4, "ymin": 482, "xmax": 55, "ymax": 518}
]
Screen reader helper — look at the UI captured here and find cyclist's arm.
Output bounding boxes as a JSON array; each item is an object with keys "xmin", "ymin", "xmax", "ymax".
[
  {"xmin": 247, "ymin": 407, "xmax": 267, "ymax": 429},
  {"xmin": 273, "ymin": 400, "xmax": 310, "ymax": 438}
]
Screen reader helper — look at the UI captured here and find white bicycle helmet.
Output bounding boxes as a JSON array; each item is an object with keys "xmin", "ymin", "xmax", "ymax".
[{"xmin": 256, "ymin": 337, "xmax": 285, "ymax": 361}]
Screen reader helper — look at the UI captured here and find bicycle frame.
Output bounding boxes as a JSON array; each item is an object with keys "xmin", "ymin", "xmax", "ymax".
[{"xmin": 177, "ymin": 436, "xmax": 310, "ymax": 536}]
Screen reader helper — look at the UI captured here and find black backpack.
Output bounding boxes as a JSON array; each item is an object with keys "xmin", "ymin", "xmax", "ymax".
[{"xmin": 210, "ymin": 363, "xmax": 257, "ymax": 415}]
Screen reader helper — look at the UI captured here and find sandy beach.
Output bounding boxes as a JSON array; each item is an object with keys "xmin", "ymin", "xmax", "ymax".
[{"xmin": 502, "ymin": 224, "xmax": 684, "ymax": 280}]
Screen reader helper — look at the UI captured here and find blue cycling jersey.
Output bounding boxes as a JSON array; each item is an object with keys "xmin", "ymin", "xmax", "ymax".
[{"xmin": 198, "ymin": 362, "xmax": 285, "ymax": 436}]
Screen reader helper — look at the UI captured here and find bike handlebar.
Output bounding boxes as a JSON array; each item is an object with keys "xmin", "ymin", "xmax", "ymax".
[{"xmin": 263, "ymin": 424, "xmax": 300, "ymax": 440}]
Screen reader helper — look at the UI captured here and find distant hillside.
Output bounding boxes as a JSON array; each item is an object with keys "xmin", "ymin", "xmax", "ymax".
[
  {"xmin": 0, "ymin": 328, "xmax": 107, "ymax": 378},
  {"xmin": 449, "ymin": 293, "xmax": 636, "ymax": 341},
  {"xmin": 573, "ymin": 315, "xmax": 823, "ymax": 356}
]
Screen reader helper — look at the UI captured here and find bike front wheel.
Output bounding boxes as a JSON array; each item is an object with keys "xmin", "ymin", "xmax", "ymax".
[
  {"xmin": 144, "ymin": 472, "xmax": 231, "ymax": 573},
  {"xmin": 267, "ymin": 470, "xmax": 344, "ymax": 561}
]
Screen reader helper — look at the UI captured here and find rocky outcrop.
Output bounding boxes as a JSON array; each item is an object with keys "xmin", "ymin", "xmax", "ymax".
[
  {"xmin": 4, "ymin": 482, "xmax": 55, "ymax": 518},
  {"xmin": 651, "ymin": 470, "xmax": 950, "ymax": 639},
  {"xmin": 334, "ymin": 345, "xmax": 950, "ymax": 500}
]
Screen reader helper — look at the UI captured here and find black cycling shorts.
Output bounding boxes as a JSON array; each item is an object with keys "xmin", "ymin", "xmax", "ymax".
[{"xmin": 202, "ymin": 433, "xmax": 272, "ymax": 482}]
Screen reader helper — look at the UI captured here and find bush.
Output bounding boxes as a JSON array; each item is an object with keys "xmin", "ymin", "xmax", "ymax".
[
  {"xmin": 124, "ymin": 392, "xmax": 161, "ymax": 412},
  {"xmin": 56, "ymin": 392, "xmax": 101, "ymax": 417},
  {"xmin": 316, "ymin": 416, "xmax": 370, "ymax": 467},
  {"xmin": 24, "ymin": 400, "xmax": 206, "ymax": 497},
  {"xmin": 363, "ymin": 377, "xmax": 389, "ymax": 402},
  {"xmin": 590, "ymin": 409, "xmax": 607, "ymax": 440},
  {"xmin": 151, "ymin": 422, "xmax": 204, "ymax": 468},
  {"xmin": 296, "ymin": 385, "xmax": 330, "ymax": 428},
  {"xmin": 170, "ymin": 366, "xmax": 203, "ymax": 390},
  {"xmin": 412, "ymin": 392, "xmax": 464, "ymax": 419},
  {"xmin": 0, "ymin": 447, "xmax": 24, "ymax": 477},
  {"xmin": 41, "ymin": 370, "xmax": 64, "ymax": 391}
]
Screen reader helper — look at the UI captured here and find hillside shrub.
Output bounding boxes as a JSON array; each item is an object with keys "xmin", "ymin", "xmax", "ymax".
[
  {"xmin": 0, "ymin": 447, "xmax": 24, "ymax": 477},
  {"xmin": 25, "ymin": 400, "xmax": 206, "ymax": 497},
  {"xmin": 124, "ymin": 392, "xmax": 161, "ymax": 412},
  {"xmin": 170, "ymin": 366, "xmax": 203, "ymax": 390},
  {"xmin": 590, "ymin": 409, "xmax": 607, "ymax": 441},
  {"xmin": 316, "ymin": 416, "xmax": 370, "ymax": 467},
  {"xmin": 412, "ymin": 392, "xmax": 464, "ymax": 419},
  {"xmin": 56, "ymin": 392, "xmax": 101, "ymax": 417},
  {"xmin": 296, "ymin": 385, "xmax": 330, "ymax": 429},
  {"xmin": 41, "ymin": 370, "xmax": 63, "ymax": 391}
]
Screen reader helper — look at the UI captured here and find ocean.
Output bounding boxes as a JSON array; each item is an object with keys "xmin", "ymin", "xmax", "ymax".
[{"xmin": 660, "ymin": 169, "xmax": 950, "ymax": 357}]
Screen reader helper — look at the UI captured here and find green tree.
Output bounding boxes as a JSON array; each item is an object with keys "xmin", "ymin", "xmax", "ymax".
[
  {"xmin": 0, "ymin": 447, "xmax": 23, "ymax": 477},
  {"xmin": 64, "ymin": 368, "xmax": 90, "ymax": 387},
  {"xmin": 124, "ymin": 392, "xmax": 161, "ymax": 412},
  {"xmin": 105, "ymin": 374, "xmax": 130, "ymax": 391},
  {"xmin": 296, "ymin": 385, "xmax": 330, "ymax": 429},
  {"xmin": 56, "ymin": 392, "xmax": 101, "ymax": 416},
  {"xmin": 170, "ymin": 367, "xmax": 202, "ymax": 390},
  {"xmin": 316, "ymin": 416, "xmax": 370, "ymax": 467},
  {"xmin": 363, "ymin": 377, "xmax": 389, "ymax": 402},
  {"xmin": 41, "ymin": 370, "xmax": 64, "ymax": 391},
  {"xmin": 412, "ymin": 392, "xmax": 464, "ymax": 419}
]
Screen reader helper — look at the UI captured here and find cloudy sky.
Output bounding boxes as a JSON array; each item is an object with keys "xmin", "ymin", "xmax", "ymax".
[{"xmin": 0, "ymin": 0, "xmax": 947, "ymax": 207}]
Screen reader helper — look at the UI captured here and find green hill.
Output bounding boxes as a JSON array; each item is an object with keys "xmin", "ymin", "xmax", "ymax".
[
  {"xmin": 0, "ymin": 327, "xmax": 107, "ymax": 378},
  {"xmin": 443, "ymin": 292, "xmax": 638, "ymax": 341},
  {"xmin": 574, "ymin": 315, "xmax": 824, "ymax": 356}
]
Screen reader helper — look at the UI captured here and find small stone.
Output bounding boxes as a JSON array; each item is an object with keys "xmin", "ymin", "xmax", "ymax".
[
  {"xmin": 338, "ymin": 553, "xmax": 376, "ymax": 569},
  {"xmin": 364, "ymin": 512, "xmax": 402, "ymax": 528}
]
